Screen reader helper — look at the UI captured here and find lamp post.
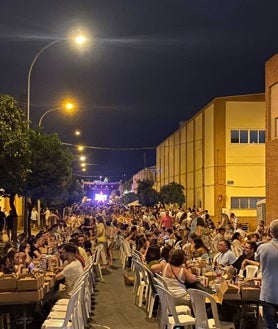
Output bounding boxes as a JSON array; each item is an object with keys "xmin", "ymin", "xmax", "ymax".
[
  {"xmin": 38, "ymin": 102, "xmax": 74, "ymax": 127},
  {"xmin": 26, "ymin": 34, "xmax": 87, "ymax": 127}
]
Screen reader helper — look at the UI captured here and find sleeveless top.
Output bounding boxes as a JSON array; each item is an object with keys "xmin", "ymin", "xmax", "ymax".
[{"xmin": 162, "ymin": 263, "xmax": 188, "ymax": 298}]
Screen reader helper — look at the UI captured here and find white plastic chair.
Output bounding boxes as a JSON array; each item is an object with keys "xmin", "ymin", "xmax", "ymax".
[
  {"xmin": 41, "ymin": 285, "xmax": 83, "ymax": 329},
  {"xmin": 245, "ymin": 265, "xmax": 259, "ymax": 279},
  {"xmin": 132, "ymin": 259, "xmax": 148, "ymax": 308},
  {"xmin": 144, "ymin": 265, "xmax": 159, "ymax": 318},
  {"xmin": 187, "ymin": 288, "xmax": 235, "ymax": 329},
  {"xmin": 155, "ymin": 284, "xmax": 196, "ymax": 329},
  {"xmin": 92, "ymin": 244, "xmax": 104, "ymax": 281},
  {"xmin": 54, "ymin": 265, "xmax": 94, "ymax": 324},
  {"xmin": 120, "ymin": 239, "xmax": 132, "ymax": 269},
  {"xmin": 153, "ymin": 277, "xmax": 192, "ymax": 316}
]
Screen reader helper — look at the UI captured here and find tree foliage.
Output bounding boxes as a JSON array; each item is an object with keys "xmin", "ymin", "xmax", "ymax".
[
  {"xmin": 121, "ymin": 192, "xmax": 138, "ymax": 205},
  {"xmin": 137, "ymin": 179, "xmax": 159, "ymax": 207},
  {"xmin": 160, "ymin": 182, "xmax": 185, "ymax": 206},
  {"xmin": 0, "ymin": 93, "xmax": 30, "ymax": 197},
  {"xmin": 23, "ymin": 129, "xmax": 76, "ymax": 206}
]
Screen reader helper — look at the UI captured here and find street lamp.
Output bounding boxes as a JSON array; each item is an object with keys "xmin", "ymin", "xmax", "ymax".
[
  {"xmin": 38, "ymin": 102, "xmax": 75, "ymax": 127},
  {"xmin": 27, "ymin": 34, "xmax": 87, "ymax": 127}
]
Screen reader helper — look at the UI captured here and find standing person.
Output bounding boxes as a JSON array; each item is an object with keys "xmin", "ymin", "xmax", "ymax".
[
  {"xmin": 96, "ymin": 216, "xmax": 108, "ymax": 269},
  {"xmin": 255, "ymin": 219, "xmax": 278, "ymax": 329},
  {"xmin": 31, "ymin": 207, "xmax": 38, "ymax": 230},
  {"xmin": 44, "ymin": 207, "xmax": 51, "ymax": 228},
  {"xmin": 230, "ymin": 212, "xmax": 239, "ymax": 231},
  {"xmin": 0, "ymin": 207, "xmax": 6, "ymax": 242},
  {"xmin": 5, "ymin": 210, "xmax": 14, "ymax": 241},
  {"xmin": 160, "ymin": 210, "xmax": 174, "ymax": 230},
  {"xmin": 106, "ymin": 220, "xmax": 116, "ymax": 267}
]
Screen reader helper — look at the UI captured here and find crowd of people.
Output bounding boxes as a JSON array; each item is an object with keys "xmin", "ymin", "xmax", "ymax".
[{"xmin": 0, "ymin": 203, "xmax": 277, "ymax": 328}]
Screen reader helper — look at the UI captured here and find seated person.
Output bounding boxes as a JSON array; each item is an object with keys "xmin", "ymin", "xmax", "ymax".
[
  {"xmin": 29, "ymin": 235, "xmax": 43, "ymax": 259},
  {"xmin": 230, "ymin": 241, "xmax": 258, "ymax": 274},
  {"xmin": 54, "ymin": 243, "xmax": 84, "ymax": 299},
  {"xmin": 191, "ymin": 236, "xmax": 210, "ymax": 261},
  {"xmin": 213, "ymin": 239, "xmax": 237, "ymax": 267},
  {"xmin": 151, "ymin": 249, "xmax": 197, "ymax": 306},
  {"xmin": 18, "ymin": 242, "xmax": 33, "ymax": 266}
]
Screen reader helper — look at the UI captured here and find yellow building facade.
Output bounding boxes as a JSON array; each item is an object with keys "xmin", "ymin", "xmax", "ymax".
[{"xmin": 156, "ymin": 94, "xmax": 265, "ymax": 231}]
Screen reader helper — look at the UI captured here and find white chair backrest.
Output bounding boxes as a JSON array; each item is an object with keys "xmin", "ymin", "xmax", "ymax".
[
  {"xmin": 93, "ymin": 244, "xmax": 104, "ymax": 264},
  {"xmin": 188, "ymin": 288, "xmax": 222, "ymax": 329},
  {"xmin": 154, "ymin": 273, "xmax": 168, "ymax": 289},
  {"xmin": 122, "ymin": 239, "xmax": 132, "ymax": 257},
  {"xmin": 245, "ymin": 265, "xmax": 259, "ymax": 279},
  {"xmin": 155, "ymin": 284, "xmax": 180, "ymax": 323},
  {"xmin": 63, "ymin": 284, "xmax": 83, "ymax": 327}
]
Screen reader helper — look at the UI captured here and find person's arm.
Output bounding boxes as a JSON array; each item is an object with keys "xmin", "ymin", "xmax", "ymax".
[
  {"xmin": 184, "ymin": 268, "xmax": 197, "ymax": 283},
  {"xmin": 241, "ymin": 259, "xmax": 260, "ymax": 269},
  {"xmin": 33, "ymin": 249, "xmax": 42, "ymax": 259},
  {"xmin": 151, "ymin": 262, "xmax": 164, "ymax": 273},
  {"xmin": 55, "ymin": 270, "xmax": 65, "ymax": 281}
]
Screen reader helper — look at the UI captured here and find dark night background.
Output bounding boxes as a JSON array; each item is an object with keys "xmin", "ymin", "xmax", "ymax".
[{"xmin": 1, "ymin": 1, "xmax": 278, "ymax": 181}]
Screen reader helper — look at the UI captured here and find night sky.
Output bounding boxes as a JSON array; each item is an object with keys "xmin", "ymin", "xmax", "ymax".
[{"xmin": 1, "ymin": 1, "xmax": 278, "ymax": 181}]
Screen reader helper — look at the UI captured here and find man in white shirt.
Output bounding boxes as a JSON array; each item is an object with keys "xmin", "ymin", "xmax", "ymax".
[
  {"xmin": 55, "ymin": 243, "xmax": 83, "ymax": 298},
  {"xmin": 213, "ymin": 239, "xmax": 237, "ymax": 267}
]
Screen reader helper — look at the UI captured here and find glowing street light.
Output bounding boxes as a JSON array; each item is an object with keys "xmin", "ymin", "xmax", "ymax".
[
  {"xmin": 75, "ymin": 130, "xmax": 81, "ymax": 136},
  {"xmin": 77, "ymin": 145, "xmax": 84, "ymax": 151},
  {"xmin": 38, "ymin": 101, "xmax": 75, "ymax": 127},
  {"xmin": 27, "ymin": 33, "xmax": 88, "ymax": 127},
  {"xmin": 79, "ymin": 155, "xmax": 86, "ymax": 162}
]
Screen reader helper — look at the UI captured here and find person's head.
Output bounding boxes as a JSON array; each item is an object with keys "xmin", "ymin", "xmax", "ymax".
[
  {"xmin": 83, "ymin": 240, "xmax": 92, "ymax": 255},
  {"xmin": 269, "ymin": 219, "xmax": 278, "ymax": 239},
  {"xmin": 217, "ymin": 239, "xmax": 231, "ymax": 253},
  {"xmin": 77, "ymin": 235, "xmax": 85, "ymax": 247},
  {"xmin": 57, "ymin": 244, "xmax": 66, "ymax": 260},
  {"xmin": 145, "ymin": 244, "xmax": 161, "ymax": 263},
  {"xmin": 168, "ymin": 249, "xmax": 186, "ymax": 266},
  {"xmin": 218, "ymin": 228, "xmax": 225, "ymax": 235},
  {"xmin": 250, "ymin": 233, "xmax": 260, "ymax": 242},
  {"xmin": 160, "ymin": 245, "xmax": 173, "ymax": 262},
  {"xmin": 19, "ymin": 242, "xmax": 30, "ymax": 253},
  {"xmin": 192, "ymin": 236, "xmax": 208, "ymax": 251},
  {"xmin": 7, "ymin": 249, "xmax": 22, "ymax": 265},
  {"xmin": 96, "ymin": 215, "xmax": 104, "ymax": 224},
  {"xmin": 244, "ymin": 241, "xmax": 257, "ymax": 258},
  {"xmin": 136, "ymin": 236, "xmax": 147, "ymax": 251},
  {"xmin": 62, "ymin": 243, "xmax": 78, "ymax": 261},
  {"xmin": 231, "ymin": 232, "xmax": 242, "ymax": 241}
]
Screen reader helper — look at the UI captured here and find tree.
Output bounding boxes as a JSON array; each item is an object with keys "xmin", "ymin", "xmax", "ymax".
[
  {"xmin": 63, "ymin": 177, "xmax": 85, "ymax": 207},
  {"xmin": 160, "ymin": 182, "xmax": 185, "ymax": 207},
  {"xmin": 0, "ymin": 93, "xmax": 31, "ymax": 242},
  {"xmin": 24, "ymin": 129, "xmax": 75, "ymax": 206},
  {"xmin": 121, "ymin": 192, "xmax": 138, "ymax": 205},
  {"xmin": 137, "ymin": 179, "xmax": 159, "ymax": 207}
]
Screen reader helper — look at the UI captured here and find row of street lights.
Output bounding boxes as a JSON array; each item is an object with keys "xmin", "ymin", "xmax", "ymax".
[
  {"xmin": 27, "ymin": 32, "xmax": 90, "ymax": 174},
  {"xmin": 38, "ymin": 101, "xmax": 75, "ymax": 127},
  {"xmin": 27, "ymin": 32, "xmax": 87, "ymax": 127}
]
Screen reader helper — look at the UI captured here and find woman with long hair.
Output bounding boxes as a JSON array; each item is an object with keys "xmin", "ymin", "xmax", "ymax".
[{"xmin": 151, "ymin": 249, "xmax": 197, "ymax": 305}]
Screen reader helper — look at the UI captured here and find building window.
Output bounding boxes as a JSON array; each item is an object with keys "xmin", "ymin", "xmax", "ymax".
[
  {"xmin": 231, "ymin": 197, "xmax": 265, "ymax": 209},
  {"xmin": 231, "ymin": 129, "xmax": 265, "ymax": 144},
  {"xmin": 231, "ymin": 130, "xmax": 239, "ymax": 143},
  {"xmin": 259, "ymin": 130, "xmax": 265, "ymax": 143}
]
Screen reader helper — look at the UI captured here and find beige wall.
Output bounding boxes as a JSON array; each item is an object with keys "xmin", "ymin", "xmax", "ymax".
[
  {"xmin": 156, "ymin": 94, "xmax": 265, "ymax": 229},
  {"xmin": 266, "ymin": 53, "xmax": 278, "ymax": 223},
  {"xmin": 204, "ymin": 105, "xmax": 215, "ymax": 214},
  {"xmin": 225, "ymin": 101, "xmax": 265, "ymax": 217}
]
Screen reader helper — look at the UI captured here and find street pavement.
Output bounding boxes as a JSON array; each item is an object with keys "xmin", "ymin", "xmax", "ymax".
[{"xmin": 88, "ymin": 251, "xmax": 158, "ymax": 329}]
